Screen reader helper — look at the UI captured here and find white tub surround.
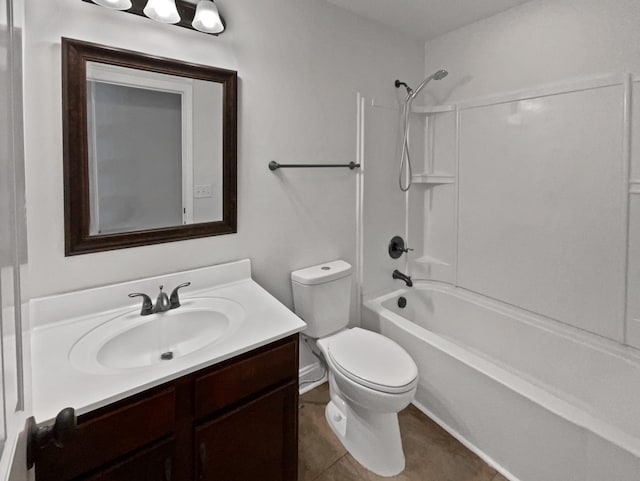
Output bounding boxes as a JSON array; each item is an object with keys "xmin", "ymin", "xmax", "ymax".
[
  {"xmin": 364, "ymin": 284, "xmax": 640, "ymax": 481},
  {"xmin": 30, "ymin": 259, "xmax": 306, "ymax": 423}
]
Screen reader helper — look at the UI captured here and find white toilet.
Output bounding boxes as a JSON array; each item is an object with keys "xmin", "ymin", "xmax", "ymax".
[{"xmin": 292, "ymin": 260, "xmax": 418, "ymax": 477}]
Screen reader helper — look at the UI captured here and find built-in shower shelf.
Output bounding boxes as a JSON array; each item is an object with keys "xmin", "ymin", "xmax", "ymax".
[
  {"xmin": 413, "ymin": 255, "xmax": 451, "ymax": 267},
  {"xmin": 412, "ymin": 105, "xmax": 456, "ymax": 114},
  {"xmin": 411, "ymin": 173, "xmax": 455, "ymax": 185}
]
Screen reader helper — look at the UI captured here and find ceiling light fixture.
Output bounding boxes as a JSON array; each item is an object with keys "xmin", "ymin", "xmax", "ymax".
[
  {"xmin": 143, "ymin": 0, "xmax": 181, "ymax": 24},
  {"xmin": 91, "ymin": 0, "xmax": 132, "ymax": 10},
  {"xmin": 192, "ymin": 0, "xmax": 225, "ymax": 34}
]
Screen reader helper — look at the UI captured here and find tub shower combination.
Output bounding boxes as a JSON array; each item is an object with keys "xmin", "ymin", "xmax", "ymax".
[{"xmin": 364, "ymin": 284, "xmax": 640, "ymax": 481}]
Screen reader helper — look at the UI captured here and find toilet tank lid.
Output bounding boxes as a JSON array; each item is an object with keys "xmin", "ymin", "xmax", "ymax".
[{"xmin": 291, "ymin": 260, "xmax": 352, "ymax": 286}]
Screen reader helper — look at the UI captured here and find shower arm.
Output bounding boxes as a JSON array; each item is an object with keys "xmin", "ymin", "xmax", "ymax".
[{"xmin": 394, "ymin": 80, "xmax": 413, "ymax": 94}]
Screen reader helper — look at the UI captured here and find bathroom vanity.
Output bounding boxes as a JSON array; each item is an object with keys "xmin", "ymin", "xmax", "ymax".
[
  {"xmin": 35, "ymin": 335, "xmax": 299, "ymax": 481},
  {"xmin": 28, "ymin": 260, "xmax": 306, "ymax": 481}
]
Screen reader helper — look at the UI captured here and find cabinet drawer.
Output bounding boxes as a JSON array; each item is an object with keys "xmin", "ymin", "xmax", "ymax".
[
  {"xmin": 36, "ymin": 388, "xmax": 175, "ymax": 481},
  {"xmin": 79, "ymin": 439, "xmax": 175, "ymax": 481},
  {"xmin": 194, "ymin": 338, "xmax": 297, "ymax": 418}
]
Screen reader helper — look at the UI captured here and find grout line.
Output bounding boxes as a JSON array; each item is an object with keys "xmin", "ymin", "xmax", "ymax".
[
  {"xmin": 309, "ymin": 454, "xmax": 347, "ymax": 481},
  {"xmin": 622, "ymin": 74, "xmax": 633, "ymax": 345}
]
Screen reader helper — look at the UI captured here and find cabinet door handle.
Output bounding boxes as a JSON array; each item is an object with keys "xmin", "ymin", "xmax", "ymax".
[
  {"xmin": 164, "ymin": 457, "xmax": 172, "ymax": 481},
  {"xmin": 198, "ymin": 442, "xmax": 207, "ymax": 479}
]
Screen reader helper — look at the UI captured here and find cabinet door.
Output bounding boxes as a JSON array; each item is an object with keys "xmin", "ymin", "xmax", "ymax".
[
  {"xmin": 79, "ymin": 439, "xmax": 175, "ymax": 481},
  {"xmin": 195, "ymin": 382, "xmax": 298, "ymax": 481}
]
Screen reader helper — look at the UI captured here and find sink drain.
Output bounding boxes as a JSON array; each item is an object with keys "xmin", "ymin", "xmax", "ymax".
[
  {"xmin": 160, "ymin": 351, "xmax": 174, "ymax": 361},
  {"xmin": 398, "ymin": 296, "xmax": 407, "ymax": 309}
]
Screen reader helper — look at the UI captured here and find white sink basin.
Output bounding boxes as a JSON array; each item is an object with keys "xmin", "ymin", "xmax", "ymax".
[{"xmin": 69, "ymin": 297, "xmax": 244, "ymax": 373}]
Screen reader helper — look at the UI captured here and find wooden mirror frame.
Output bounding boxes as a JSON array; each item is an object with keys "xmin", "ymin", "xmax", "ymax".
[{"xmin": 62, "ymin": 38, "xmax": 237, "ymax": 256}]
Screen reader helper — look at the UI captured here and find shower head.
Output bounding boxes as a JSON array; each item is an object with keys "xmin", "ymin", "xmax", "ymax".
[
  {"xmin": 408, "ymin": 68, "xmax": 449, "ymax": 100},
  {"xmin": 431, "ymin": 69, "xmax": 449, "ymax": 81}
]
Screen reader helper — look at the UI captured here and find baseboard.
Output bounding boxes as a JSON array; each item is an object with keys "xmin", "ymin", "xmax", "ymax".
[
  {"xmin": 411, "ymin": 400, "xmax": 521, "ymax": 481},
  {"xmin": 298, "ymin": 361, "xmax": 327, "ymax": 395}
]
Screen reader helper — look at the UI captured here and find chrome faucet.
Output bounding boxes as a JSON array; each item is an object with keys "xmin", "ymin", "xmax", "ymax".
[
  {"xmin": 129, "ymin": 282, "xmax": 191, "ymax": 316},
  {"xmin": 392, "ymin": 270, "xmax": 413, "ymax": 287},
  {"xmin": 154, "ymin": 285, "xmax": 171, "ymax": 313}
]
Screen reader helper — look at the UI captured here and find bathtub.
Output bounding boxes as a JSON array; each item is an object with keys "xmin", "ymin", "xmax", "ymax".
[{"xmin": 363, "ymin": 283, "xmax": 640, "ymax": 481}]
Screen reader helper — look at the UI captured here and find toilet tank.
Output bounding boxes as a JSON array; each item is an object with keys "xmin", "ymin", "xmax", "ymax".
[{"xmin": 291, "ymin": 260, "xmax": 352, "ymax": 338}]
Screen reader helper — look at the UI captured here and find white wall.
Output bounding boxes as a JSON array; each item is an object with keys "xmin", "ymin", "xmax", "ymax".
[
  {"xmin": 420, "ymin": 0, "xmax": 640, "ymax": 347},
  {"xmin": 424, "ymin": 0, "xmax": 640, "ymax": 103},
  {"xmin": 192, "ymin": 80, "xmax": 223, "ymax": 223},
  {"xmin": 23, "ymin": 0, "xmax": 424, "ymax": 368}
]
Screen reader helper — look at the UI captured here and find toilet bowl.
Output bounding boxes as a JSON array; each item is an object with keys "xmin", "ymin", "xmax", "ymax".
[
  {"xmin": 291, "ymin": 258, "xmax": 418, "ymax": 477},
  {"xmin": 316, "ymin": 328, "xmax": 417, "ymax": 477}
]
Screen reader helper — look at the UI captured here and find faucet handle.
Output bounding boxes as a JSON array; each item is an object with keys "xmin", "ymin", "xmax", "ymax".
[
  {"xmin": 128, "ymin": 292, "xmax": 153, "ymax": 316},
  {"xmin": 169, "ymin": 282, "xmax": 191, "ymax": 309},
  {"xmin": 389, "ymin": 236, "xmax": 414, "ymax": 259}
]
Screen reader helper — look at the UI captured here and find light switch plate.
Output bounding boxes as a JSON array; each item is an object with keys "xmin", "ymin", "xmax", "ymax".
[{"xmin": 194, "ymin": 184, "xmax": 213, "ymax": 198}]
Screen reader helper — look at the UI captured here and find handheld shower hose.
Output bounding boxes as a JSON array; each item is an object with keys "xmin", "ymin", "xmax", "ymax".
[{"xmin": 396, "ymin": 70, "xmax": 448, "ymax": 192}]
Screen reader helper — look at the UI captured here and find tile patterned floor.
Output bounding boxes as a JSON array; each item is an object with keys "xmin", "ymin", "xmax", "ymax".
[{"xmin": 299, "ymin": 384, "xmax": 507, "ymax": 481}]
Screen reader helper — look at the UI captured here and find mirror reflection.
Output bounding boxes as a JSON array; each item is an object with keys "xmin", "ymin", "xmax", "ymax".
[{"xmin": 85, "ymin": 62, "xmax": 224, "ymax": 235}]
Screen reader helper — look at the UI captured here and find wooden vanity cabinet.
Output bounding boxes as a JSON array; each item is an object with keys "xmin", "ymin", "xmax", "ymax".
[{"xmin": 34, "ymin": 335, "xmax": 299, "ymax": 481}]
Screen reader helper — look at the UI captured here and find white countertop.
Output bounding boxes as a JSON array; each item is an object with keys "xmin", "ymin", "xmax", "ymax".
[{"xmin": 30, "ymin": 260, "xmax": 306, "ymax": 423}]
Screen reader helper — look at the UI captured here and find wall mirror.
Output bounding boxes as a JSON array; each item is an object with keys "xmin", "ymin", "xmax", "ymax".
[{"xmin": 62, "ymin": 38, "xmax": 237, "ymax": 255}]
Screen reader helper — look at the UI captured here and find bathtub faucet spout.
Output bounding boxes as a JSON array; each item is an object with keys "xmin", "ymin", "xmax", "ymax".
[{"xmin": 392, "ymin": 270, "xmax": 413, "ymax": 287}]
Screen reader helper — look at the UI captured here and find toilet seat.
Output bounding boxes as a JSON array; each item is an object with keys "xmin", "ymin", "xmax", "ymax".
[{"xmin": 326, "ymin": 328, "xmax": 418, "ymax": 394}]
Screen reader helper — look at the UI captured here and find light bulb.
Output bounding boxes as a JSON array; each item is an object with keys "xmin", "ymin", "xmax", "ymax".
[
  {"xmin": 92, "ymin": 0, "xmax": 132, "ymax": 10},
  {"xmin": 192, "ymin": 0, "xmax": 224, "ymax": 34},
  {"xmin": 143, "ymin": 0, "xmax": 180, "ymax": 24}
]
